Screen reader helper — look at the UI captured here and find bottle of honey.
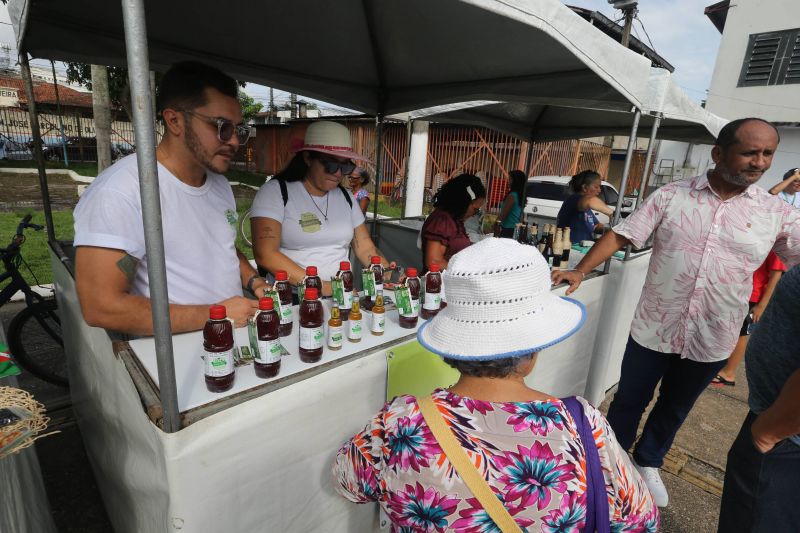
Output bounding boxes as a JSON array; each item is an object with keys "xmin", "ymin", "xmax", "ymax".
[
  {"xmin": 348, "ymin": 298, "xmax": 363, "ymax": 342},
  {"xmin": 328, "ymin": 303, "xmax": 344, "ymax": 350},
  {"xmin": 371, "ymin": 292, "xmax": 386, "ymax": 336}
]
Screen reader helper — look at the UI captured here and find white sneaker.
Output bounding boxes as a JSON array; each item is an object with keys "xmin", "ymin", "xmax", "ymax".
[{"xmin": 632, "ymin": 459, "xmax": 669, "ymax": 507}]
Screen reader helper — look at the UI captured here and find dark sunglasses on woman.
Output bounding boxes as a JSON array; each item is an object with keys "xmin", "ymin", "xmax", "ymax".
[{"xmin": 311, "ymin": 152, "xmax": 356, "ymax": 175}]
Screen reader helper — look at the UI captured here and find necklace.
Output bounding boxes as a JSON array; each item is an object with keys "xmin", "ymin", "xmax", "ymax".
[
  {"xmin": 783, "ymin": 191, "xmax": 797, "ymax": 205},
  {"xmin": 305, "ymin": 185, "xmax": 329, "ymax": 221}
]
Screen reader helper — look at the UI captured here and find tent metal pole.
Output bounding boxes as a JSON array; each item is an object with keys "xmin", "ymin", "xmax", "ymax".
[
  {"xmin": 19, "ymin": 52, "xmax": 55, "ymax": 241},
  {"xmin": 624, "ymin": 113, "xmax": 661, "ymax": 260},
  {"xmin": 604, "ymin": 107, "xmax": 641, "ymax": 274},
  {"xmin": 524, "ymin": 138, "xmax": 534, "ymax": 176},
  {"xmin": 371, "ymin": 114, "xmax": 384, "ymax": 239},
  {"xmin": 121, "ymin": 0, "xmax": 180, "ymax": 433}
]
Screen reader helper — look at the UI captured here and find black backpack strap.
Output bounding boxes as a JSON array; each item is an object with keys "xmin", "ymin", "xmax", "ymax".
[
  {"xmin": 279, "ymin": 178, "xmax": 289, "ymax": 206},
  {"xmin": 338, "ymin": 185, "xmax": 353, "ymax": 208}
]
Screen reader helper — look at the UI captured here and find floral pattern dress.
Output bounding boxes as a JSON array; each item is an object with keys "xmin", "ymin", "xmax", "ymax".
[{"xmin": 334, "ymin": 389, "xmax": 659, "ymax": 532}]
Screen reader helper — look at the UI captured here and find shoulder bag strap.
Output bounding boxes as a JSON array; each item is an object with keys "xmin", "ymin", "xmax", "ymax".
[
  {"xmin": 416, "ymin": 395, "xmax": 523, "ymax": 533},
  {"xmin": 338, "ymin": 184, "xmax": 354, "ymax": 208},
  {"xmin": 561, "ymin": 396, "xmax": 611, "ymax": 533},
  {"xmin": 279, "ymin": 178, "xmax": 289, "ymax": 206}
]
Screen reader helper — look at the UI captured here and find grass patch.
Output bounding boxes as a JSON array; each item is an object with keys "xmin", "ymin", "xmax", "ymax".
[{"xmin": 0, "ymin": 210, "xmax": 75, "ymax": 287}]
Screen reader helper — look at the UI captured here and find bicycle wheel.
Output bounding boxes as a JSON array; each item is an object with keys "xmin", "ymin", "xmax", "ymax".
[{"xmin": 8, "ymin": 299, "xmax": 68, "ymax": 387}]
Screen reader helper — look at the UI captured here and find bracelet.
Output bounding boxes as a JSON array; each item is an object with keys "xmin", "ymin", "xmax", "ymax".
[{"xmin": 246, "ymin": 273, "xmax": 261, "ymax": 293}]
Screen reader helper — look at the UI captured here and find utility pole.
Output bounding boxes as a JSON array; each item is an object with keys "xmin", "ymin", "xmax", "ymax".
[{"xmin": 608, "ymin": 0, "xmax": 638, "ymax": 48}]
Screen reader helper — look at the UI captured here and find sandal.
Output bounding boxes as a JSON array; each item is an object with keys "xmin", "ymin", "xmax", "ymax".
[{"xmin": 711, "ymin": 374, "xmax": 735, "ymax": 387}]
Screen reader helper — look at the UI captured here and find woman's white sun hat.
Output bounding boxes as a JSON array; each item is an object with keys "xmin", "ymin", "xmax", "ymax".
[
  {"xmin": 417, "ymin": 237, "xmax": 586, "ymax": 360},
  {"xmin": 293, "ymin": 121, "xmax": 370, "ymax": 162}
]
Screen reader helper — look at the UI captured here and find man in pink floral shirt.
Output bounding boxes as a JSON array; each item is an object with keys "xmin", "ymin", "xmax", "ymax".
[{"xmin": 553, "ymin": 118, "xmax": 800, "ymax": 507}]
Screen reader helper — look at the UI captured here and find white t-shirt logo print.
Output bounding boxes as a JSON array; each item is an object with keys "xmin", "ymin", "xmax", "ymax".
[{"xmin": 299, "ymin": 212, "xmax": 323, "ymax": 233}]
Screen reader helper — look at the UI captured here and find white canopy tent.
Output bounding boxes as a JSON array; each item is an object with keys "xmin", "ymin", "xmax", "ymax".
[{"xmin": 10, "ymin": 0, "xmax": 656, "ymax": 430}]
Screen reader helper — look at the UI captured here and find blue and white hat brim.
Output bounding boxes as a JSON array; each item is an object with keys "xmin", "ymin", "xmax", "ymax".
[{"xmin": 417, "ymin": 296, "xmax": 586, "ymax": 361}]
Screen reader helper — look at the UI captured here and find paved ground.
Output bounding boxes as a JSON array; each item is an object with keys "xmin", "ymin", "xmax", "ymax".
[{"xmin": 2, "ymin": 300, "xmax": 748, "ymax": 532}]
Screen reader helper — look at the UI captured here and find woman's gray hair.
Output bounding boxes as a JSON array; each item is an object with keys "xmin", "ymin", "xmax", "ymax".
[{"xmin": 443, "ymin": 353, "xmax": 534, "ymax": 379}]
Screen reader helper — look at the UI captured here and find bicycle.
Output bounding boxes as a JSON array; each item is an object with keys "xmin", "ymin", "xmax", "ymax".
[{"xmin": 1, "ymin": 214, "xmax": 66, "ymax": 387}]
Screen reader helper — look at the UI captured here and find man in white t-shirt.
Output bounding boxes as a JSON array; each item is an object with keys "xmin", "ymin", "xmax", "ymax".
[{"xmin": 73, "ymin": 62, "xmax": 267, "ymax": 335}]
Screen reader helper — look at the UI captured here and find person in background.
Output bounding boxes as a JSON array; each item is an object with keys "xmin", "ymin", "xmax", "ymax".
[
  {"xmin": 495, "ymin": 169, "xmax": 527, "ymax": 238},
  {"xmin": 552, "ymin": 118, "xmax": 800, "ymax": 508},
  {"xmin": 333, "ymin": 238, "xmax": 658, "ymax": 531},
  {"xmin": 711, "ymin": 252, "xmax": 785, "ymax": 387},
  {"xmin": 348, "ymin": 166, "xmax": 371, "ymax": 215},
  {"xmin": 768, "ymin": 167, "xmax": 800, "ymax": 208},
  {"xmin": 73, "ymin": 61, "xmax": 266, "ymax": 335},
  {"xmin": 420, "ymin": 173, "xmax": 485, "ymax": 271},
  {"xmin": 250, "ymin": 121, "xmax": 395, "ymax": 295},
  {"xmin": 556, "ymin": 170, "xmax": 615, "ymax": 244},
  {"xmin": 718, "ymin": 265, "xmax": 800, "ymax": 532}
]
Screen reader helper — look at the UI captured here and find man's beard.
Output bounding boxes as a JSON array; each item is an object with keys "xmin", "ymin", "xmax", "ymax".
[
  {"xmin": 185, "ymin": 124, "xmax": 230, "ymax": 174},
  {"xmin": 719, "ymin": 168, "xmax": 759, "ymax": 187}
]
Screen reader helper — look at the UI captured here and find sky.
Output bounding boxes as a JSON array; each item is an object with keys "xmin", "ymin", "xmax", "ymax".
[{"xmin": 0, "ymin": 1, "xmax": 722, "ymax": 112}]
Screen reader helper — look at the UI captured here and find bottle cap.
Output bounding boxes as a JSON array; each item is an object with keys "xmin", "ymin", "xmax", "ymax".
[
  {"xmin": 406, "ymin": 267, "xmax": 418, "ymax": 277},
  {"xmin": 370, "ymin": 256, "xmax": 381, "ymax": 264},
  {"xmin": 209, "ymin": 305, "xmax": 227, "ymax": 320},
  {"xmin": 258, "ymin": 298, "xmax": 274, "ymax": 311},
  {"xmin": 339, "ymin": 261, "xmax": 351, "ymax": 270},
  {"xmin": 306, "ymin": 265, "xmax": 318, "ymax": 276},
  {"xmin": 275, "ymin": 270, "xmax": 288, "ymax": 281},
  {"xmin": 429, "ymin": 263, "xmax": 441, "ymax": 273},
  {"xmin": 304, "ymin": 287, "xmax": 319, "ymax": 300}
]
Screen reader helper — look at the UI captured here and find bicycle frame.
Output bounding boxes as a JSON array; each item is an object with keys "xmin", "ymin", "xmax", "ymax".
[{"xmin": 0, "ymin": 253, "xmax": 50, "ymax": 308}]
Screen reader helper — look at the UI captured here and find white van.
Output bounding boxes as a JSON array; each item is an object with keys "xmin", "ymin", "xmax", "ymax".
[{"xmin": 522, "ymin": 175, "xmax": 635, "ymax": 225}]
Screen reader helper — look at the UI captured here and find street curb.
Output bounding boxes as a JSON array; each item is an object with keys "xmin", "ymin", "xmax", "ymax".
[{"xmin": 0, "ymin": 167, "xmax": 94, "ymax": 183}]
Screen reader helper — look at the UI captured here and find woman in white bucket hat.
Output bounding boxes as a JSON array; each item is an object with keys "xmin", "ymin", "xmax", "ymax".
[
  {"xmin": 250, "ymin": 121, "xmax": 395, "ymax": 294},
  {"xmin": 334, "ymin": 238, "xmax": 658, "ymax": 532}
]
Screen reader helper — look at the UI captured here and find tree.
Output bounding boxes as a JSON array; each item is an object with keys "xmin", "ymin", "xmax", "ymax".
[
  {"xmin": 65, "ymin": 63, "xmax": 134, "ymax": 121},
  {"xmin": 238, "ymin": 91, "xmax": 263, "ymax": 122}
]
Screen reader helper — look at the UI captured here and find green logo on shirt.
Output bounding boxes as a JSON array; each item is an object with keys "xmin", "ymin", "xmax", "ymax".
[
  {"xmin": 225, "ymin": 209, "xmax": 238, "ymax": 227},
  {"xmin": 299, "ymin": 212, "xmax": 322, "ymax": 233}
]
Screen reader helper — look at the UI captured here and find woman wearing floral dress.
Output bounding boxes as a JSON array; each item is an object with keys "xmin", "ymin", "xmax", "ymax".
[
  {"xmin": 333, "ymin": 238, "xmax": 658, "ymax": 532},
  {"xmin": 349, "ymin": 167, "xmax": 371, "ymax": 215}
]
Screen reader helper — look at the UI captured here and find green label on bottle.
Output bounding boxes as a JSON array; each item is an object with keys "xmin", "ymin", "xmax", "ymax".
[
  {"xmin": 332, "ymin": 278, "xmax": 345, "ymax": 306},
  {"xmin": 394, "ymin": 286, "xmax": 413, "ymax": 315},
  {"xmin": 298, "ymin": 282, "xmax": 306, "ymax": 302},
  {"xmin": 362, "ymin": 270, "xmax": 376, "ymax": 297}
]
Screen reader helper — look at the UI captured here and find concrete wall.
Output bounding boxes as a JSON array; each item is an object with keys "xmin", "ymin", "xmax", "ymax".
[{"xmin": 705, "ymin": 0, "xmax": 800, "ymax": 122}]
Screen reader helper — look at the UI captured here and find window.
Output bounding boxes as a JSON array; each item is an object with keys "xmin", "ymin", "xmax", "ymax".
[
  {"xmin": 525, "ymin": 182, "xmax": 568, "ymax": 201},
  {"xmin": 601, "ymin": 185, "xmax": 619, "ymax": 206},
  {"xmin": 738, "ymin": 28, "xmax": 800, "ymax": 87}
]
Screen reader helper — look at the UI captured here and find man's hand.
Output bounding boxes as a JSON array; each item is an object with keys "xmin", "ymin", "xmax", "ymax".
[
  {"xmin": 219, "ymin": 296, "xmax": 259, "ymax": 328},
  {"xmin": 751, "ymin": 413, "xmax": 780, "ymax": 453},
  {"xmin": 552, "ymin": 269, "xmax": 585, "ymax": 295}
]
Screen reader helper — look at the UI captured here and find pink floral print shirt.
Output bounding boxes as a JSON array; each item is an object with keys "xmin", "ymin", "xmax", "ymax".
[
  {"xmin": 334, "ymin": 390, "xmax": 658, "ymax": 532},
  {"xmin": 613, "ymin": 173, "xmax": 800, "ymax": 362}
]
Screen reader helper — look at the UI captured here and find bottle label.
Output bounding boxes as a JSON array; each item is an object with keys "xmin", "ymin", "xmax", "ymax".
[
  {"xmin": 371, "ymin": 312, "xmax": 386, "ymax": 333},
  {"xmin": 343, "ymin": 290, "xmax": 353, "ymax": 309},
  {"xmin": 423, "ymin": 293, "xmax": 441, "ymax": 311},
  {"xmin": 348, "ymin": 320, "xmax": 362, "ymax": 340},
  {"xmin": 411, "ymin": 298, "xmax": 420, "ymax": 317},
  {"xmin": 299, "ymin": 326, "xmax": 323, "ymax": 350},
  {"xmin": 279, "ymin": 302, "xmax": 293, "ymax": 326},
  {"xmin": 328, "ymin": 325, "xmax": 344, "ymax": 348},
  {"xmin": 256, "ymin": 338, "xmax": 282, "ymax": 364},
  {"xmin": 204, "ymin": 349, "xmax": 234, "ymax": 378},
  {"xmin": 297, "ymin": 282, "xmax": 306, "ymax": 303},
  {"xmin": 332, "ymin": 278, "xmax": 344, "ymax": 306},
  {"xmin": 361, "ymin": 271, "xmax": 376, "ymax": 297},
  {"xmin": 394, "ymin": 286, "xmax": 413, "ymax": 316}
]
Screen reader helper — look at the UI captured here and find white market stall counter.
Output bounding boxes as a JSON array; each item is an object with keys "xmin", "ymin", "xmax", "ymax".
[{"xmin": 50, "ymin": 240, "xmax": 613, "ymax": 533}]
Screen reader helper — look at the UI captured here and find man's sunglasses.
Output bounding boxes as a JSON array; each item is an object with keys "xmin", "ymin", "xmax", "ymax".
[
  {"xmin": 182, "ymin": 110, "xmax": 252, "ymax": 145},
  {"xmin": 311, "ymin": 152, "xmax": 356, "ymax": 175}
]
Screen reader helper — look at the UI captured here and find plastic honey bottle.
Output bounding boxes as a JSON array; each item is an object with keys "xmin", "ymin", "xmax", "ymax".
[
  {"xmin": 371, "ymin": 292, "xmax": 386, "ymax": 336},
  {"xmin": 298, "ymin": 287, "xmax": 324, "ymax": 363},
  {"xmin": 273, "ymin": 270, "xmax": 293, "ymax": 337},
  {"xmin": 336, "ymin": 261, "xmax": 354, "ymax": 321},
  {"xmin": 420, "ymin": 264, "xmax": 443, "ymax": 319},
  {"xmin": 399, "ymin": 267, "xmax": 421, "ymax": 329},
  {"xmin": 328, "ymin": 303, "xmax": 344, "ymax": 350},
  {"xmin": 348, "ymin": 298, "xmax": 363, "ymax": 342},
  {"xmin": 203, "ymin": 305, "xmax": 235, "ymax": 393},
  {"xmin": 254, "ymin": 297, "xmax": 281, "ymax": 378}
]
